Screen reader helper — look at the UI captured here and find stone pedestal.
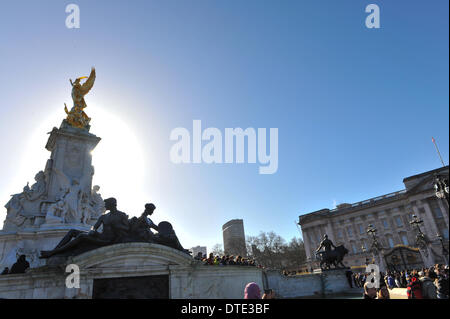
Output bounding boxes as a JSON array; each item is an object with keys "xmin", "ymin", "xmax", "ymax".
[{"xmin": 44, "ymin": 122, "xmax": 101, "ymax": 207}]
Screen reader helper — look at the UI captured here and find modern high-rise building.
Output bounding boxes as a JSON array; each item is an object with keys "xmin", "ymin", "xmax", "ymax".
[
  {"xmin": 222, "ymin": 219, "xmax": 247, "ymax": 257},
  {"xmin": 299, "ymin": 166, "xmax": 449, "ymax": 271}
]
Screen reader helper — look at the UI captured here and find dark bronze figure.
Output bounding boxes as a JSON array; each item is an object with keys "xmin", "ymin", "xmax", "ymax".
[
  {"xmin": 128, "ymin": 203, "xmax": 158, "ymax": 242},
  {"xmin": 40, "ymin": 197, "xmax": 129, "ymax": 258},
  {"xmin": 40, "ymin": 199, "xmax": 190, "ymax": 258},
  {"xmin": 315, "ymin": 234, "xmax": 349, "ymax": 270},
  {"xmin": 9, "ymin": 255, "xmax": 30, "ymax": 274}
]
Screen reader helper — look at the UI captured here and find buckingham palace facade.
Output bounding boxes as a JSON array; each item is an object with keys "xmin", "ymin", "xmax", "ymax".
[{"xmin": 299, "ymin": 166, "xmax": 449, "ymax": 270}]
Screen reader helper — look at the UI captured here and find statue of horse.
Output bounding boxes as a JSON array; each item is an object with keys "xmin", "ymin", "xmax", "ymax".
[{"xmin": 317, "ymin": 245, "xmax": 349, "ymax": 270}]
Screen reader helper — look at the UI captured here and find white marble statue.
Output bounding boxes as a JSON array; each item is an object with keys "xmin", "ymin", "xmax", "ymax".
[
  {"xmin": 80, "ymin": 193, "xmax": 95, "ymax": 224},
  {"xmin": 51, "ymin": 167, "xmax": 84, "ymax": 223},
  {"xmin": 44, "ymin": 199, "xmax": 68, "ymax": 224},
  {"xmin": 3, "ymin": 170, "xmax": 48, "ymax": 230},
  {"xmin": 60, "ymin": 179, "xmax": 83, "ymax": 223},
  {"xmin": 90, "ymin": 185, "xmax": 105, "ymax": 219}
]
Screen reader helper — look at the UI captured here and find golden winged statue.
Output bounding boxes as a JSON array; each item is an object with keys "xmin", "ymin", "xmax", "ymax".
[{"xmin": 64, "ymin": 67, "xmax": 96, "ymax": 129}]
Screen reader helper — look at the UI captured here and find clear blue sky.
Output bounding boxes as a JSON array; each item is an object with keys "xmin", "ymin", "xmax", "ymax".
[{"xmin": 0, "ymin": 0, "xmax": 448, "ymax": 252}]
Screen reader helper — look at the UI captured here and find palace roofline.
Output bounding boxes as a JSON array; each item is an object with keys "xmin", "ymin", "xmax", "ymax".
[
  {"xmin": 403, "ymin": 165, "xmax": 449, "ymax": 182},
  {"xmin": 298, "ymin": 165, "xmax": 449, "ymax": 225}
]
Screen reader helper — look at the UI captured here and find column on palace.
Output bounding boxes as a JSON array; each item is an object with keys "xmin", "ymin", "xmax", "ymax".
[
  {"xmin": 326, "ymin": 220, "xmax": 336, "ymax": 244},
  {"xmin": 411, "ymin": 201, "xmax": 437, "ymax": 238},
  {"xmin": 421, "ymin": 200, "xmax": 440, "ymax": 237},
  {"xmin": 437, "ymin": 199, "xmax": 449, "ymax": 229},
  {"xmin": 302, "ymin": 228, "xmax": 313, "ymax": 262}
]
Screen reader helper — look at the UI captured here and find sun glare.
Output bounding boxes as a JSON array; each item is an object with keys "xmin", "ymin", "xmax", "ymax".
[
  {"xmin": 0, "ymin": 106, "xmax": 148, "ymax": 221},
  {"xmin": 89, "ymin": 106, "xmax": 147, "ymax": 217}
]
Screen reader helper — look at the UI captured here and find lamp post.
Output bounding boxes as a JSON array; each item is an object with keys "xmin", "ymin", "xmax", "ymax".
[
  {"xmin": 366, "ymin": 224, "xmax": 385, "ymax": 271},
  {"xmin": 367, "ymin": 224, "xmax": 383, "ymax": 252},
  {"xmin": 361, "ymin": 244, "xmax": 369, "ymax": 265},
  {"xmin": 434, "ymin": 174, "xmax": 449, "ymax": 206},
  {"xmin": 409, "ymin": 214, "xmax": 427, "ymax": 248},
  {"xmin": 410, "ymin": 214, "xmax": 435, "ymax": 267},
  {"xmin": 437, "ymin": 234, "xmax": 449, "ymax": 265}
]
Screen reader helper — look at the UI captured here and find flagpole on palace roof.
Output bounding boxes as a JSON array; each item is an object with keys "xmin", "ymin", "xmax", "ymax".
[{"xmin": 432, "ymin": 137, "xmax": 446, "ymax": 167}]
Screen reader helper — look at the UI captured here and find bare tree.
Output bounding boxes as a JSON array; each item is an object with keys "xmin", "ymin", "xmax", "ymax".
[
  {"xmin": 210, "ymin": 243, "xmax": 224, "ymax": 256},
  {"xmin": 246, "ymin": 231, "xmax": 306, "ymax": 270}
]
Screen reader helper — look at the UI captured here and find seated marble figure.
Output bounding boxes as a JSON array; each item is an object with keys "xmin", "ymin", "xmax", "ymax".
[{"xmin": 40, "ymin": 198, "xmax": 189, "ymax": 258}]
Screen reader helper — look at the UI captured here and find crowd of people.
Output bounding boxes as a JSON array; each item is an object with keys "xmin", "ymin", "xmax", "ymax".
[
  {"xmin": 195, "ymin": 252, "xmax": 259, "ymax": 267},
  {"xmin": 354, "ymin": 264, "xmax": 449, "ymax": 299}
]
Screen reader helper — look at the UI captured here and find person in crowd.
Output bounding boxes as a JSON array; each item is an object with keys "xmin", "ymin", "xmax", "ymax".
[
  {"xmin": 262, "ymin": 288, "xmax": 275, "ymax": 299},
  {"xmin": 363, "ymin": 280, "xmax": 377, "ymax": 299},
  {"xmin": 244, "ymin": 282, "xmax": 261, "ymax": 299},
  {"xmin": 194, "ymin": 252, "xmax": 203, "ymax": 261},
  {"xmin": 220, "ymin": 255, "xmax": 228, "ymax": 265},
  {"xmin": 394, "ymin": 274, "xmax": 402, "ymax": 288},
  {"xmin": 407, "ymin": 272, "xmax": 423, "ymax": 299},
  {"xmin": 420, "ymin": 269, "xmax": 437, "ymax": 299},
  {"xmin": 434, "ymin": 264, "xmax": 449, "ymax": 299},
  {"xmin": 386, "ymin": 272, "xmax": 396, "ymax": 289},
  {"xmin": 345, "ymin": 270, "xmax": 353, "ymax": 288},
  {"xmin": 377, "ymin": 277, "xmax": 390, "ymax": 299},
  {"xmin": 400, "ymin": 271, "xmax": 407, "ymax": 288},
  {"xmin": 352, "ymin": 273, "xmax": 359, "ymax": 288},
  {"xmin": 205, "ymin": 253, "xmax": 214, "ymax": 265}
]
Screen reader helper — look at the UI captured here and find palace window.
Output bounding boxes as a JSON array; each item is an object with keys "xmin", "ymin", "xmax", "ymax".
[
  {"xmin": 395, "ymin": 216, "xmax": 403, "ymax": 227},
  {"xmin": 401, "ymin": 235, "xmax": 409, "ymax": 246},
  {"xmin": 351, "ymin": 243, "xmax": 358, "ymax": 254},
  {"xmin": 347, "ymin": 226, "xmax": 353, "ymax": 237},
  {"xmin": 337, "ymin": 230, "xmax": 343, "ymax": 238},
  {"xmin": 430, "ymin": 200, "xmax": 443, "ymax": 218},
  {"xmin": 442, "ymin": 228, "xmax": 449, "ymax": 240},
  {"xmin": 359, "ymin": 224, "xmax": 364, "ymax": 234},
  {"xmin": 382, "ymin": 219, "xmax": 389, "ymax": 229},
  {"xmin": 388, "ymin": 237, "xmax": 395, "ymax": 248}
]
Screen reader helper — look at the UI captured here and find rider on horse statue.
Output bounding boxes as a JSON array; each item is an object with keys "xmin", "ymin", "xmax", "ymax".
[
  {"xmin": 316, "ymin": 234, "xmax": 336, "ymax": 255},
  {"xmin": 315, "ymin": 234, "xmax": 348, "ymax": 270}
]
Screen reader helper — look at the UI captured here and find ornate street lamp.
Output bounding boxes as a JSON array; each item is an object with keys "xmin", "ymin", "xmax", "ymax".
[
  {"xmin": 366, "ymin": 224, "xmax": 386, "ymax": 271},
  {"xmin": 361, "ymin": 244, "xmax": 369, "ymax": 265},
  {"xmin": 437, "ymin": 234, "xmax": 449, "ymax": 264},
  {"xmin": 434, "ymin": 174, "xmax": 449, "ymax": 206},
  {"xmin": 410, "ymin": 214, "xmax": 429, "ymax": 249},
  {"xmin": 367, "ymin": 224, "xmax": 383, "ymax": 253}
]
